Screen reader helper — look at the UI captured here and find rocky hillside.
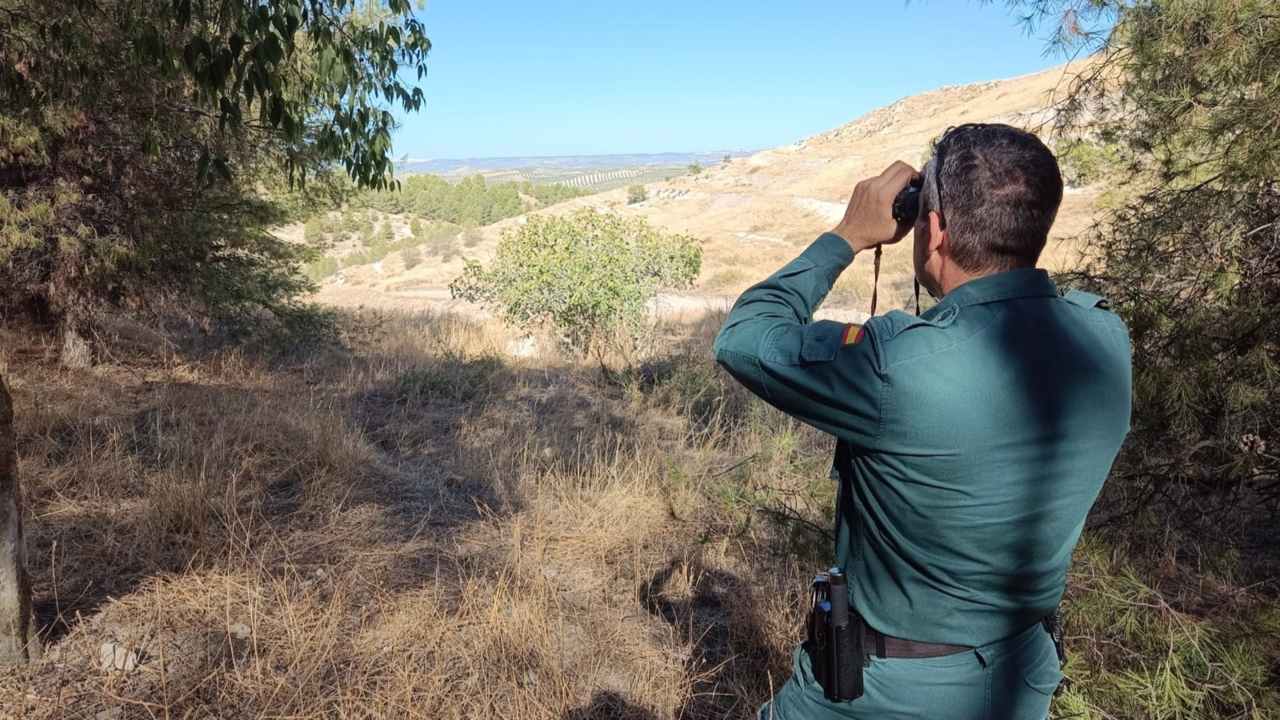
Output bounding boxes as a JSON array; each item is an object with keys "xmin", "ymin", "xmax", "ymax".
[{"xmin": 320, "ymin": 61, "xmax": 1099, "ymax": 316}]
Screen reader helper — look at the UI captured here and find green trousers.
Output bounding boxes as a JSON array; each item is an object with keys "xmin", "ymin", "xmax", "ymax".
[{"xmin": 758, "ymin": 622, "xmax": 1061, "ymax": 720}]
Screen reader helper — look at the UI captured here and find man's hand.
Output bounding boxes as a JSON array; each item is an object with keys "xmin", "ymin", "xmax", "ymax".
[{"xmin": 831, "ymin": 161, "xmax": 921, "ymax": 253}]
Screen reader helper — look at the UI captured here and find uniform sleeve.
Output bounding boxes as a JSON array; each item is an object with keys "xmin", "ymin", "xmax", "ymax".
[{"xmin": 712, "ymin": 233, "xmax": 884, "ymax": 446}]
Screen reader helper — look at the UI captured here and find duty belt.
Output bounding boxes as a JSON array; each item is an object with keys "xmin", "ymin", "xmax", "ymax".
[{"xmin": 862, "ymin": 621, "xmax": 972, "ymax": 659}]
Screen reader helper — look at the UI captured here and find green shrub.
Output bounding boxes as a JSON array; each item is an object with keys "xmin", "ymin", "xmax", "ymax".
[
  {"xmin": 627, "ymin": 184, "xmax": 648, "ymax": 204},
  {"xmin": 461, "ymin": 227, "xmax": 483, "ymax": 248},
  {"xmin": 342, "ymin": 212, "xmax": 362, "ymax": 233},
  {"xmin": 303, "ymin": 218, "xmax": 327, "ymax": 245},
  {"xmin": 394, "ymin": 351, "xmax": 504, "ymax": 402},
  {"xmin": 345, "ymin": 246, "xmax": 389, "ymax": 267},
  {"xmin": 304, "ymin": 256, "xmax": 339, "ymax": 281},
  {"xmin": 451, "ymin": 210, "xmax": 701, "ymax": 355},
  {"xmin": 687, "ymin": 162, "xmax": 703, "ymax": 176},
  {"xmin": 1055, "ymin": 138, "xmax": 1121, "ymax": 187}
]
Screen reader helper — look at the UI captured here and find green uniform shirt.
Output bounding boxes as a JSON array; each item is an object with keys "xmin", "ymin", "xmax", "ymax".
[{"xmin": 714, "ymin": 233, "xmax": 1132, "ymax": 647}]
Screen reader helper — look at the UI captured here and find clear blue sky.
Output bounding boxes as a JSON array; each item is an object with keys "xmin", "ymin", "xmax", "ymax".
[{"xmin": 395, "ymin": 1, "xmax": 1067, "ymax": 160}]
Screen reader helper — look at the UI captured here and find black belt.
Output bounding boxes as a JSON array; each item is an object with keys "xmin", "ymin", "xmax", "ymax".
[{"xmin": 862, "ymin": 621, "xmax": 972, "ymax": 659}]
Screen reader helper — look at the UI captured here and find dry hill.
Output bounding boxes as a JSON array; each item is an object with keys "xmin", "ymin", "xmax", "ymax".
[{"xmin": 320, "ymin": 62, "xmax": 1098, "ymax": 318}]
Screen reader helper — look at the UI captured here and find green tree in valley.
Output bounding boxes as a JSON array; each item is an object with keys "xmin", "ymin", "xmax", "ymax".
[{"xmin": 451, "ymin": 210, "xmax": 701, "ymax": 356}]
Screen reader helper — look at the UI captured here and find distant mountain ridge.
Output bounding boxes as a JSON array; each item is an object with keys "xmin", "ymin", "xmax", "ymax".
[{"xmin": 397, "ymin": 150, "xmax": 754, "ymax": 177}]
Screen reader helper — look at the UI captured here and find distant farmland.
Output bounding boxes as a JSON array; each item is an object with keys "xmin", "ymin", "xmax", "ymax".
[
  {"xmin": 427, "ymin": 164, "xmax": 697, "ymax": 193},
  {"xmin": 522, "ymin": 164, "xmax": 690, "ymax": 192},
  {"xmin": 414, "ymin": 159, "xmax": 739, "ymax": 194}
]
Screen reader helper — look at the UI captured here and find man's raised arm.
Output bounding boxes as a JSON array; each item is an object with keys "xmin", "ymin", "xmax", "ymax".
[{"xmin": 712, "ymin": 162, "xmax": 918, "ymax": 446}]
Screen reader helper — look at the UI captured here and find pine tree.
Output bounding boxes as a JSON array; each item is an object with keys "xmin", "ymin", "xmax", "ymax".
[{"xmin": 996, "ymin": 1, "xmax": 1280, "ymax": 521}]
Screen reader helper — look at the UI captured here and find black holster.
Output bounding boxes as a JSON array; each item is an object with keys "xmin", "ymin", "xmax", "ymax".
[
  {"xmin": 806, "ymin": 569, "xmax": 865, "ymax": 703},
  {"xmin": 1041, "ymin": 608, "xmax": 1069, "ymax": 697}
]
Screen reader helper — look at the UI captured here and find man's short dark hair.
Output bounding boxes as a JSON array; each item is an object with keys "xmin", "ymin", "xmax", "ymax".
[{"xmin": 921, "ymin": 124, "xmax": 1063, "ymax": 273}]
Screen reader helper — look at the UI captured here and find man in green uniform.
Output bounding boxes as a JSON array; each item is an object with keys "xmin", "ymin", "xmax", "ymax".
[{"xmin": 714, "ymin": 124, "xmax": 1131, "ymax": 719}]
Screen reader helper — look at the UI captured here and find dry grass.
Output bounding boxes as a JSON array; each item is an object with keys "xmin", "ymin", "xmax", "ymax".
[
  {"xmin": 2, "ymin": 307, "xmax": 1277, "ymax": 719},
  {"xmin": 0, "ymin": 311, "xmax": 832, "ymax": 719}
]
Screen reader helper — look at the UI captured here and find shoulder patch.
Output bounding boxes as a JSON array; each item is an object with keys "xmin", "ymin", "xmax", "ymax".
[
  {"xmin": 1063, "ymin": 289, "xmax": 1112, "ymax": 310},
  {"xmin": 841, "ymin": 323, "xmax": 865, "ymax": 346}
]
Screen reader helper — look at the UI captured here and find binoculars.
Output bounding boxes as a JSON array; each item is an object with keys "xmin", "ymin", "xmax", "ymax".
[{"xmin": 892, "ymin": 178, "xmax": 923, "ymax": 225}]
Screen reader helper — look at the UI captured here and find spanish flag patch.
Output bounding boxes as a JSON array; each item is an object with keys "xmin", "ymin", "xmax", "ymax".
[{"xmin": 841, "ymin": 324, "xmax": 865, "ymax": 346}]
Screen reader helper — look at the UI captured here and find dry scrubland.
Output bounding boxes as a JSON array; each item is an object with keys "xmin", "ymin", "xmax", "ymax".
[
  {"xmin": 0, "ymin": 311, "xmax": 816, "ymax": 719},
  {"xmin": 2, "ymin": 309, "xmax": 1277, "ymax": 719}
]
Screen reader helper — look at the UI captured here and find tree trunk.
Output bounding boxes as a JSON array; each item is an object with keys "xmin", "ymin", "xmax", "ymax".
[{"xmin": 0, "ymin": 370, "xmax": 38, "ymax": 662}]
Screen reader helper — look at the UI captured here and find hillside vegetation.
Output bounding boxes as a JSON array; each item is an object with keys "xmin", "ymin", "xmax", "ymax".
[{"xmin": 313, "ymin": 61, "xmax": 1104, "ymax": 312}]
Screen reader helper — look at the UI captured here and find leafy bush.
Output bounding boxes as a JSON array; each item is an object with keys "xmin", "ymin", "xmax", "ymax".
[
  {"xmin": 627, "ymin": 184, "xmax": 649, "ymax": 204},
  {"xmin": 342, "ymin": 212, "xmax": 362, "ymax": 234},
  {"xmin": 451, "ymin": 210, "xmax": 701, "ymax": 355},
  {"xmin": 1055, "ymin": 138, "xmax": 1121, "ymax": 186},
  {"xmin": 304, "ymin": 256, "xmax": 339, "ymax": 281},
  {"xmin": 345, "ymin": 245, "xmax": 389, "ymax": 267},
  {"xmin": 687, "ymin": 162, "xmax": 703, "ymax": 176},
  {"xmin": 303, "ymin": 218, "xmax": 328, "ymax": 245}
]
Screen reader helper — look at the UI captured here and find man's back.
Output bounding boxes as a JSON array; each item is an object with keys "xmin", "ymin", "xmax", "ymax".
[
  {"xmin": 724, "ymin": 130, "xmax": 1129, "ymax": 719},
  {"xmin": 839, "ymin": 268, "xmax": 1132, "ymax": 646}
]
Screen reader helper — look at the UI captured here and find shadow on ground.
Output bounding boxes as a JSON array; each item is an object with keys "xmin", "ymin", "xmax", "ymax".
[{"xmin": 640, "ymin": 557, "xmax": 780, "ymax": 719}]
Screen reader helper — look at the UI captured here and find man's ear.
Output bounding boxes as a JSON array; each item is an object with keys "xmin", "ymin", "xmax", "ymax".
[{"xmin": 926, "ymin": 211, "xmax": 947, "ymax": 255}]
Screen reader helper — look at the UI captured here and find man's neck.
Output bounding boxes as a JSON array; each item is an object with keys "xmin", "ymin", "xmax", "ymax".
[
  {"xmin": 936, "ymin": 265, "xmax": 984, "ymax": 298},
  {"xmin": 937, "ymin": 264, "xmax": 1040, "ymax": 298}
]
